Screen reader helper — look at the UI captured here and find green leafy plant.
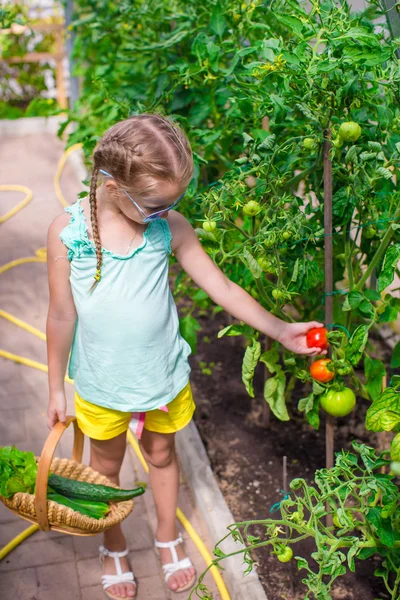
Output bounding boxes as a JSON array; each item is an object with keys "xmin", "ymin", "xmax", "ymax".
[
  {"xmin": 0, "ymin": 445, "xmax": 38, "ymax": 497},
  {"xmin": 190, "ymin": 442, "xmax": 400, "ymax": 600},
  {"xmin": 65, "ymin": 0, "xmax": 400, "ymax": 429}
]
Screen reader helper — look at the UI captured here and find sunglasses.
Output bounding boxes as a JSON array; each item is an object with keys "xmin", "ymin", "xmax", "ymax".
[{"xmin": 99, "ymin": 169, "xmax": 184, "ymax": 223}]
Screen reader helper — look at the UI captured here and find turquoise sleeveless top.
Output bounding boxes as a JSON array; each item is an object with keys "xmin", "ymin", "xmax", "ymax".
[{"xmin": 59, "ymin": 197, "xmax": 192, "ymax": 412}]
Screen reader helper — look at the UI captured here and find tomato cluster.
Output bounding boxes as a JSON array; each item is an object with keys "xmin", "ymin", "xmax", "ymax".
[{"xmin": 306, "ymin": 327, "xmax": 356, "ymax": 418}]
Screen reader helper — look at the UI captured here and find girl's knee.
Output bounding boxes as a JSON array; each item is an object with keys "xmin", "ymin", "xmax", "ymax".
[
  {"xmin": 140, "ymin": 432, "xmax": 175, "ymax": 468},
  {"xmin": 89, "ymin": 433, "xmax": 126, "ymax": 479}
]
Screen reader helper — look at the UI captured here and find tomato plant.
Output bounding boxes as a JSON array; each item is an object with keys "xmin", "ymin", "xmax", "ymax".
[
  {"xmin": 192, "ymin": 443, "xmax": 400, "ymax": 600},
  {"xmin": 66, "ymin": 0, "xmax": 400, "ymax": 437}
]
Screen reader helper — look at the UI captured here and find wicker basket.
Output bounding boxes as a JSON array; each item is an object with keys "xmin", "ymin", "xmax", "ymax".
[{"xmin": 0, "ymin": 416, "xmax": 135, "ymax": 536}]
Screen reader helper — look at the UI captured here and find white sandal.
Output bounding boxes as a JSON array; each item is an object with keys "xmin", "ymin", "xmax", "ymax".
[
  {"xmin": 99, "ymin": 544, "xmax": 137, "ymax": 599},
  {"xmin": 154, "ymin": 533, "xmax": 196, "ymax": 593}
]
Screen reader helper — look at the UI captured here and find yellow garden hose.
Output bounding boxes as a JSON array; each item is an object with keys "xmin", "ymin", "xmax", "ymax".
[
  {"xmin": 0, "ymin": 184, "xmax": 32, "ymax": 223},
  {"xmin": 53, "ymin": 143, "xmax": 85, "ymax": 208},
  {"xmin": 0, "ymin": 146, "xmax": 231, "ymax": 600}
]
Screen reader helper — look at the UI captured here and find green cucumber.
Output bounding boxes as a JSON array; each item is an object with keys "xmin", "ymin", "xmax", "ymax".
[
  {"xmin": 48, "ymin": 473, "xmax": 145, "ymax": 502},
  {"xmin": 47, "ymin": 492, "xmax": 110, "ymax": 520}
]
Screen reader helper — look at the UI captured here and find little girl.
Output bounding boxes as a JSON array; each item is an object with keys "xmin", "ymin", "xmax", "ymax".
[{"xmin": 46, "ymin": 114, "xmax": 326, "ymax": 599}]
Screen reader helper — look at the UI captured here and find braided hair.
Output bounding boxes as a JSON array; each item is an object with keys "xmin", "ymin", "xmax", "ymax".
[{"xmin": 88, "ymin": 114, "xmax": 193, "ymax": 292}]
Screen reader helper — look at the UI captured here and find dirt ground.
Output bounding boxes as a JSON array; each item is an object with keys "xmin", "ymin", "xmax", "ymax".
[{"xmin": 188, "ymin": 309, "xmax": 396, "ymax": 600}]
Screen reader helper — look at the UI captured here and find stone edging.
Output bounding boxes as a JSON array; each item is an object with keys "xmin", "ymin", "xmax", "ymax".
[{"xmin": 176, "ymin": 421, "xmax": 268, "ymax": 600}]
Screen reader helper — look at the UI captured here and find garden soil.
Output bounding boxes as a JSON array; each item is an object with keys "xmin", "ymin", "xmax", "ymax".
[{"xmin": 188, "ymin": 309, "xmax": 393, "ymax": 600}]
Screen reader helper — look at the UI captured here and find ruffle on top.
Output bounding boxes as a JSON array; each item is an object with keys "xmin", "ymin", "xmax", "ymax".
[{"xmin": 59, "ymin": 197, "xmax": 172, "ymax": 260}]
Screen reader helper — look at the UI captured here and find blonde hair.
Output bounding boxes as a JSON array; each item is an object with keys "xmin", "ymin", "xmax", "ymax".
[{"xmin": 88, "ymin": 114, "xmax": 194, "ymax": 291}]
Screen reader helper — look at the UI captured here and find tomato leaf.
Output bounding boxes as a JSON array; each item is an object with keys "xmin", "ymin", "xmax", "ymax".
[
  {"xmin": 258, "ymin": 134, "xmax": 276, "ymax": 151},
  {"xmin": 342, "ymin": 291, "xmax": 364, "ymax": 311},
  {"xmin": 366, "ymin": 388, "xmax": 400, "ymax": 432},
  {"xmin": 217, "ymin": 323, "xmax": 254, "ymax": 339},
  {"xmin": 347, "ymin": 539, "xmax": 361, "ymax": 572},
  {"xmin": 264, "ymin": 371, "xmax": 289, "ymax": 421},
  {"xmin": 273, "ymin": 13, "xmax": 304, "ymax": 35},
  {"xmin": 346, "ymin": 325, "xmax": 370, "ymax": 366},
  {"xmin": 298, "ymin": 393, "xmax": 314, "ymax": 413},
  {"xmin": 390, "ymin": 433, "xmax": 400, "ymax": 462},
  {"xmin": 366, "ymin": 507, "xmax": 395, "ymax": 547},
  {"xmin": 209, "ymin": 3, "xmax": 226, "ymax": 37},
  {"xmin": 242, "ymin": 339, "xmax": 262, "ymax": 398},
  {"xmin": 179, "ymin": 315, "xmax": 201, "ymax": 354},
  {"xmin": 306, "ymin": 399, "xmax": 320, "ymax": 430},
  {"xmin": 259, "ymin": 345, "xmax": 280, "ymax": 374},
  {"xmin": 391, "ymin": 340, "xmax": 400, "ymax": 369},
  {"xmin": 364, "ymin": 356, "xmax": 386, "ymax": 401},
  {"xmin": 378, "ymin": 245, "xmax": 400, "ymax": 292},
  {"xmin": 242, "ymin": 248, "xmax": 262, "ymax": 279},
  {"xmin": 343, "ymin": 292, "xmax": 374, "ymax": 318}
]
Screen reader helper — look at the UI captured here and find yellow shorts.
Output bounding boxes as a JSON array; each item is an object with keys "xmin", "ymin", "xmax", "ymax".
[{"xmin": 74, "ymin": 382, "xmax": 195, "ymax": 441}]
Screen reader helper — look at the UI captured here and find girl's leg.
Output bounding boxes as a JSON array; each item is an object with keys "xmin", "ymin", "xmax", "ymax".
[
  {"xmin": 89, "ymin": 431, "xmax": 136, "ymax": 599},
  {"xmin": 139, "ymin": 429, "xmax": 196, "ymax": 592}
]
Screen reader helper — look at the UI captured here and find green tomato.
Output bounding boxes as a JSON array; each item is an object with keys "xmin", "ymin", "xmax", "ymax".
[
  {"xmin": 257, "ymin": 257, "xmax": 274, "ymax": 273},
  {"xmin": 302, "ymin": 137, "xmax": 316, "ymax": 150},
  {"xmin": 364, "ymin": 225, "xmax": 377, "ymax": 239},
  {"xmin": 243, "ymin": 200, "xmax": 262, "ymax": 217},
  {"xmin": 272, "ymin": 288, "xmax": 285, "ymax": 300},
  {"xmin": 338, "ymin": 121, "xmax": 362, "ymax": 142},
  {"xmin": 264, "ymin": 232, "xmax": 277, "ymax": 248},
  {"xmin": 203, "ymin": 220, "xmax": 217, "ymax": 232},
  {"xmin": 320, "ymin": 387, "xmax": 356, "ymax": 417},
  {"xmin": 281, "ymin": 231, "xmax": 292, "ymax": 241},
  {"xmin": 277, "ymin": 547, "xmax": 293, "ymax": 563},
  {"xmin": 332, "ymin": 136, "xmax": 344, "ymax": 149}
]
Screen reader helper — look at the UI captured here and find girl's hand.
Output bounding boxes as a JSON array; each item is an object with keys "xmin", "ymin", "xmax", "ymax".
[
  {"xmin": 277, "ymin": 321, "xmax": 328, "ymax": 356},
  {"xmin": 47, "ymin": 391, "xmax": 67, "ymax": 429}
]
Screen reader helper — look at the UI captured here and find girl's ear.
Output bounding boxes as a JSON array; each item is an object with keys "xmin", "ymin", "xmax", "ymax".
[{"xmin": 105, "ymin": 179, "xmax": 119, "ymax": 197}]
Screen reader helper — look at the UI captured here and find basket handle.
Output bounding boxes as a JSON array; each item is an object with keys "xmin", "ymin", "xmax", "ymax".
[{"xmin": 35, "ymin": 416, "xmax": 84, "ymax": 531}]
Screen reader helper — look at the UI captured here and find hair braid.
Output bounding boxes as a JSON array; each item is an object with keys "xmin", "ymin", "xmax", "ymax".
[{"xmin": 88, "ymin": 166, "xmax": 102, "ymax": 292}]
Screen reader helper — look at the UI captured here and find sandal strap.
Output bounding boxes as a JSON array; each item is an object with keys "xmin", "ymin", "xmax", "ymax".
[
  {"xmin": 162, "ymin": 557, "xmax": 193, "ymax": 583},
  {"xmin": 99, "ymin": 544, "xmax": 131, "ymax": 578},
  {"xmin": 154, "ymin": 534, "xmax": 183, "ymax": 563},
  {"xmin": 101, "ymin": 572, "xmax": 135, "ymax": 591}
]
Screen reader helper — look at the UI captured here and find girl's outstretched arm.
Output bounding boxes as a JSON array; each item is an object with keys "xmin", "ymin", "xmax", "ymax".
[
  {"xmin": 169, "ymin": 212, "xmax": 326, "ymax": 356},
  {"xmin": 46, "ymin": 213, "xmax": 77, "ymax": 428}
]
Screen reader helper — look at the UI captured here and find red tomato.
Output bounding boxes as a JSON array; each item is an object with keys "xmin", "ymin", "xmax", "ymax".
[
  {"xmin": 310, "ymin": 359, "xmax": 334, "ymax": 383},
  {"xmin": 306, "ymin": 327, "xmax": 328, "ymax": 350}
]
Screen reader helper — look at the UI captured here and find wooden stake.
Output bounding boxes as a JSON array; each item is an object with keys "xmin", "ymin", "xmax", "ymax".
[
  {"xmin": 324, "ymin": 130, "xmax": 334, "ymax": 473},
  {"xmin": 324, "ymin": 130, "xmax": 334, "ymax": 528}
]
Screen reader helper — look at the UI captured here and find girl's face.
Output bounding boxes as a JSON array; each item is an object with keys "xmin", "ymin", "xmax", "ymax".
[{"xmin": 104, "ymin": 178, "xmax": 185, "ymax": 225}]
